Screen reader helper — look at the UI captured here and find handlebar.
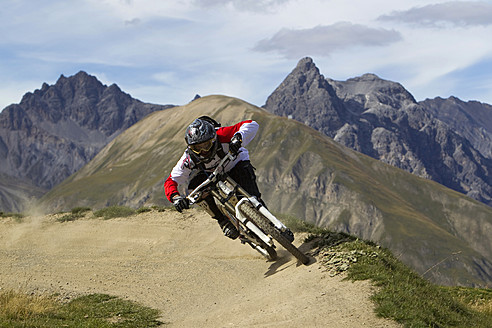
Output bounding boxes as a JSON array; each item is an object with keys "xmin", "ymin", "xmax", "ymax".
[{"xmin": 186, "ymin": 152, "xmax": 236, "ymax": 204}]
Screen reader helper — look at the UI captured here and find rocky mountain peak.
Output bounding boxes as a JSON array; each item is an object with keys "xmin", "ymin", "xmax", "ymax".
[
  {"xmin": 294, "ymin": 56, "xmax": 317, "ymax": 71},
  {"xmin": 0, "ymin": 72, "xmax": 173, "ymax": 210},
  {"xmin": 16, "ymin": 71, "xmax": 110, "ymax": 126},
  {"xmin": 28, "ymin": 71, "xmax": 104, "ymax": 101},
  {"xmin": 265, "ymin": 58, "xmax": 492, "ymax": 207},
  {"xmin": 264, "ymin": 57, "xmax": 348, "ymax": 136},
  {"xmin": 421, "ymin": 96, "xmax": 492, "ymax": 159},
  {"xmin": 332, "ymin": 73, "xmax": 416, "ymax": 108},
  {"xmin": 289, "ymin": 56, "xmax": 326, "ymax": 88},
  {"xmin": 351, "ymin": 73, "xmax": 380, "ymax": 81}
]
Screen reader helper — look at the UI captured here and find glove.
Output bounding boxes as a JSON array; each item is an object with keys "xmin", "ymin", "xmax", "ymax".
[
  {"xmin": 229, "ymin": 133, "xmax": 242, "ymax": 155},
  {"xmin": 173, "ymin": 195, "xmax": 189, "ymax": 212}
]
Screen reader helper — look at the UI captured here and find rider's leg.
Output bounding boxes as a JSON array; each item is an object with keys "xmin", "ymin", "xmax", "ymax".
[
  {"xmin": 228, "ymin": 161, "xmax": 294, "ymax": 242},
  {"xmin": 227, "ymin": 161, "xmax": 264, "ymax": 203},
  {"xmin": 188, "ymin": 172, "xmax": 239, "ymax": 239}
]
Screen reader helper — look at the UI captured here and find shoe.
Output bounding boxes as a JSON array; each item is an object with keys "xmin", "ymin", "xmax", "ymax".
[
  {"xmin": 281, "ymin": 229, "xmax": 294, "ymax": 243},
  {"xmin": 218, "ymin": 219, "xmax": 239, "ymax": 240}
]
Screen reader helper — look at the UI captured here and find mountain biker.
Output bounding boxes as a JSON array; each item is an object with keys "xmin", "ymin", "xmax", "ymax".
[{"xmin": 164, "ymin": 116, "xmax": 294, "ymax": 242}]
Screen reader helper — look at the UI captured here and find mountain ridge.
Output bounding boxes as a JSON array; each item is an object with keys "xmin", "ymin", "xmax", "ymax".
[
  {"xmin": 420, "ymin": 96, "xmax": 492, "ymax": 159},
  {"xmin": 0, "ymin": 71, "xmax": 173, "ymax": 212},
  {"xmin": 264, "ymin": 57, "xmax": 492, "ymax": 207}
]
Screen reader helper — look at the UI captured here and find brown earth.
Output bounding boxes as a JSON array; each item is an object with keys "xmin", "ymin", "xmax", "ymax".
[{"xmin": 0, "ymin": 209, "xmax": 401, "ymax": 327}]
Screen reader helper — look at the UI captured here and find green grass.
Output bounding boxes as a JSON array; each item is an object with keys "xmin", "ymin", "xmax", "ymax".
[
  {"xmin": 0, "ymin": 212, "xmax": 25, "ymax": 221},
  {"xmin": 277, "ymin": 213, "xmax": 328, "ymax": 235},
  {"xmin": 57, "ymin": 207, "xmax": 92, "ymax": 223},
  {"xmin": 444, "ymin": 287, "xmax": 492, "ymax": 315},
  {"xmin": 57, "ymin": 206, "xmax": 172, "ymax": 222},
  {"xmin": 58, "ymin": 206, "xmax": 163, "ymax": 222},
  {"xmin": 136, "ymin": 206, "xmax": 152, "ymax": 214},
  {"xmin": 150, "ymin": 205, "xmax": 172, "ymax": 212},
  {"xmin": 93, "ymin": 206, "xmax": 136, "ymax": 220},
  {"xmin": 0, "ymin": 291, "xmax": 161, "ymax": 327},
  {"xmin": 308, "ymin": 229, "xmax": 492, "ymax": 327}
]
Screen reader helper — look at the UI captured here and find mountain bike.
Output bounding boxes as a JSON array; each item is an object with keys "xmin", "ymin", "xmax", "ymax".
[{"xmin": 187, "ymin": 152, "xmax": 310, "ymax": 264}]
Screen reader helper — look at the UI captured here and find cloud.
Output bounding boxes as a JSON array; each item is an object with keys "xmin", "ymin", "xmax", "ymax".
[
  {"xmin": 2, "ymin": 0, "xmax": 492, "ymax": 109},
  {"xmin": 124, "ymin": 18, "xmax": 141, "ymax": 26},
  {"xmin": 191, "ymin": 0, "xmax": 290, "ymax": 12},
  {"xmin": 378, "ymin": 1, "xmax": 492, "ymax": 27},
  {"xmin": 253, "ymin": 22, "xmax": 402, "ymax": 59}
]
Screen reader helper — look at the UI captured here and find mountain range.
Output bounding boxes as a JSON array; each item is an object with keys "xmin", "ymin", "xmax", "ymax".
[
  {"xmin": 264, "ymin": 57, "xmax": 492, "ymax": 208},
  {"xmin": 0, "ymin": 71, "xmax": 172, "ymax": 211},
  {"xmin": 35, "ymin": 95, "xmax": 492, "ymax": 288},
  {"xmin": 2, "ymin": 63, "xmax": 492, "ymax": 287}
]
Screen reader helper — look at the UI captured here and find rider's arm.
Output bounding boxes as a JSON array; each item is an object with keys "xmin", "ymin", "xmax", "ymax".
[
  {"xmin": 164, "ymin": 151, "xmax": 193, "ymax": 201},
  {"xmin": 216, "ymin": 120, "xmax": 258, "ymax": 146},
  {"xmin": 164, "ymin": 175, "xmax": 179, "ymax": 201}
]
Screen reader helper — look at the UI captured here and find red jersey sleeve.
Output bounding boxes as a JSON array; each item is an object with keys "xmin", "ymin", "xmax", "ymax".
[
  {"xmin": 164, "ymin": 174, "xmax": 180, "ymax": 201},
  {"xmin": 216, "ymin": 120, "xmax": 256, "ymax": 143}
]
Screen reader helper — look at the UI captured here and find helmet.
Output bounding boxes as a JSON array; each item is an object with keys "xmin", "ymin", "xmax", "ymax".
[{"xmin": 185, "ymin": 118, "xmax": 218, "ymax": 162}]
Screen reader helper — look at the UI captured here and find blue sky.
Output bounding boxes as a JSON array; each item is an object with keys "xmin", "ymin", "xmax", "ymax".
[{"xmin": 1, "ymin": 0, "xmax": 492, "ymax": 110}]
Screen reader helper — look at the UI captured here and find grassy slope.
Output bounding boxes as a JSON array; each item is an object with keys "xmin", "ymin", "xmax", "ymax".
[
  {"xmin": 38, "ymin": 95, "xmax": 492, "ymax": 286},
  {"xmin": 0, "ymin": 291, "xmax": 161, "ymax": 328},
  {"xmin": 308, "ymin": 229, "xmax": 492, "ymax": 327}
]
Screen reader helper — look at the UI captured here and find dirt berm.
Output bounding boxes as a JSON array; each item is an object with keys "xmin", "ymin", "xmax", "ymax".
[{"xmin": 0, "ymin": 209, "xmax": 400, "ymax": 327}]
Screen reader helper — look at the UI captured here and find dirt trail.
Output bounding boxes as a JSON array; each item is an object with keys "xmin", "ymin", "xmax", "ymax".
[{"xmin": 0, "ymin": 209, "xmax": 400, "ymax": 327}]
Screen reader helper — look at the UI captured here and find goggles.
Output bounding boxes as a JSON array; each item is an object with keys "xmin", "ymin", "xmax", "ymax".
[{"xmin": 189, "ymin": 139, "xmax": 214, "ymax": 154}]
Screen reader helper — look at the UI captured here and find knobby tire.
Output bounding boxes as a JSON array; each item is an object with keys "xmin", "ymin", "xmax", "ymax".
[
  {"xmin": 223, "ymin": 207, "xmax": 277, "ymax": 261},
  {"xmin": 239, "ymin": 203, "xmax": 310, "ymax": 265}
]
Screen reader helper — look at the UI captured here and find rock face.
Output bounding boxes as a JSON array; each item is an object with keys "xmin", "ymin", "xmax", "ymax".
[
  {"xmin": 264, "ymin": 57, "xmax": 492, "ymax": 206},
  {"xmin": 263, "ymin": 58, "xmax": 349, "ymax": 136},
  {"xmin": 0, "ymin": 71, "xmax": 173, "ymax": 211},
  {"xmin": 420, "ymin": 96, "xmax": 492, "ymax": 159}
]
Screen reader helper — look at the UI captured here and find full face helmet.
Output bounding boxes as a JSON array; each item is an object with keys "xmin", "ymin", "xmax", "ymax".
[{"xmin": 185, "ymin": 118, "xmax": 218, "ymax": 162}]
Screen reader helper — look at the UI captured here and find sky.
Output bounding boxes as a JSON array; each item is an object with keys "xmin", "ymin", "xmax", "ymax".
[{"xmin": 1, "ymin": 0, "xmax": 492, "ymax": 111}]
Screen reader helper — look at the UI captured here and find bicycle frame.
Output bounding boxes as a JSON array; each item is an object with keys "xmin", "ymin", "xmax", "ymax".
[
  {"xmin": 186, "ymin": 152, "xmax": 309, "ymax": 264},
  {"xmin": 187, "ymin": 153, "xmax": 279, "ymax": 255}
]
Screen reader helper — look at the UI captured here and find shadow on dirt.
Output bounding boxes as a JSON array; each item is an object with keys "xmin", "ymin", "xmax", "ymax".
[
  {"xmin": 264, "ymin": 239, "xmax": 318, "ymax": 277},
  {"xmin": 263, "ymin": 230, "xmax": 358, "ymax": 277}
]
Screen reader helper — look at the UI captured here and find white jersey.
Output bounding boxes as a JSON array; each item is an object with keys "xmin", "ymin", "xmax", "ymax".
[{"xmin": 164, "ymin": 120, "xmax": 259, "ymax": 201}]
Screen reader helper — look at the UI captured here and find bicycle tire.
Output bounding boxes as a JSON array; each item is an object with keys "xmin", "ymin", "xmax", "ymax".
[
  {"xmin": 239, "ymin": 202, "xmax": 310, "ymax": 265},
  {"xmin": 223, "ymin": 207, "xmax": 277, "ymax": 261},
  {"xmin": 257, "ymin": 241, "xmax": 278, "ymax": 261}
]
